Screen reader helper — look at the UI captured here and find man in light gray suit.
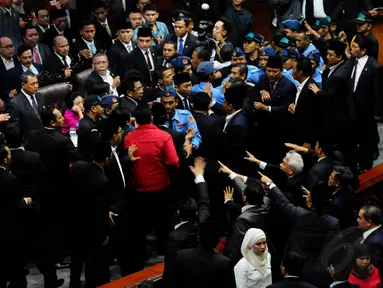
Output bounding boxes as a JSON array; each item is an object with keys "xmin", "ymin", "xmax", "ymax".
[{"xmin": 269, "ymin": 0, "xmax": 302, "ymax": 30}]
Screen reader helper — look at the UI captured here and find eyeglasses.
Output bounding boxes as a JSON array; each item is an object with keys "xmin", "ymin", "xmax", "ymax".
[{"xmin": 0, "ymin": 44, "xmax": 14, "ymax": 49}]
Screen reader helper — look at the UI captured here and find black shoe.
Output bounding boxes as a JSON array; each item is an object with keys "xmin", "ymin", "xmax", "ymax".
[{"xmin": 55, "ymin": 278, "xmax": 65, "ymax": 287}]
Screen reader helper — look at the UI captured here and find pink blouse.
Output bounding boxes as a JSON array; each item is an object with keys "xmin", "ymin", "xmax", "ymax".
[{"xmin": 62, "ymin": 109, "xmax": 80, "ymax": 135}]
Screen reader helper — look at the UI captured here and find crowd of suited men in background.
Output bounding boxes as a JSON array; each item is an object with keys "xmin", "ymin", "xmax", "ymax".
[{"xmin": 1, "ymin": 0, "xmax": 383, "ymax": 287}]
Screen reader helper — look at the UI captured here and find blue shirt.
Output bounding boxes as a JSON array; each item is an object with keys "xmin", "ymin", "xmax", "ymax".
[
  {"xmin": 247, "ymin": 68, "xmax": 265, "ymax": 84},
  {"xmin": 192, "ymin": 82, "xmax": 224, "ymax": 105},
  {"xmin": 299, "ymin": 43, "xmax": 324, "ymax": 69},
  {"xmin": 133, "ymin": 21, "xmax": 169, "ymax": 46},
  {"xmin": 165, "ymin": 109, "xmax": 202, "ymax": 149},
  {"xmin": 283, "ymin": 68, "xmax": 300, "ymax": 87},
  {"xmin": 312, "ymin": 67, "xmax": 322, "ymax": 87}
]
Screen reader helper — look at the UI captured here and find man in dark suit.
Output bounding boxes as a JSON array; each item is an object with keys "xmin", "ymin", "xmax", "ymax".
[
  {"xmin": 109, "ymin": 0, "xmax": 135, "ymax": 24},
  {"xmin": 21, "ymin": 25, "xmax": 52, "ymax": 65},
  {"xmin": 5, "ymin": 72, "xmax": 43, "ymax": 142},
  {"xmin": 165, "ymin": 17, "xmax": 197, "ymax": 58},
  {"xmin": 127, "ymin": 27, "xmax": 158, "ymax": 87},
  {"xmin": 288, "ymin": 58, "xmax": 319, "ymax": 147},
  {"xmin": 0, "ymin": 37, "xmax": 18, "ymax": 100},
  {"xmin": 254, "ymin": 56, "xmax": 297, "ymax": 163},
  {"xmin": 347, "ymin": 35, "xmax": 383, "ymax": 172},
  {"xmin": 303, "ymin": 0, "xmax": 344, "ymax": 25},
  {"xmin": 92, "ymin": 2, "xmax": 117, "ymax": 51},
  {"xmin": 222, "ymin": 82, "xmax": 248, "ymax": 174},
  {"xmin": 357, "ymin": 205, "xmax": 383, "ymax": 281},
  {"xmin": 71, "ymin": 20, "xmax": 102, "ymax": 69},
  {"xmin": 119, "ymin": 75, "xmax": 144, "ymax": 113},
  {"xmin": 42, "ymin": 9, "xmax": 68, "ymax": 48},
  {"xmin": 85, "ymin": 53, "xmax": 120, "ymax": 95},
  {"xmin": 107, "ymin": 21, "xmax": 136, "ymax": 78},
  {"xmin": 173, "ymin": 72, "xmax": 192, "ymax": 112},
  {"xmin": 34, "ymin": 8, "xmax": 51, "ymax": 40},
  {"xmin": 58, "ymin": 0, "xmax": 80, "ymax": 43},
  {"xmin": 157, "ymin": 41, "xmax": 178, "ymax": 68},
  {"xmin": 68, "ymin": 141, "xmax": 111, "ymax": 288},
  {"xmin": 267, "ymin": 252, "xmax": 317, "ymax": 288}
]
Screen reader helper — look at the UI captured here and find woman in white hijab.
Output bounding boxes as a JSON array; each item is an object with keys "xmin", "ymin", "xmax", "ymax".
[{"xmin": 234, "ymin": 228, "xmax": 272, "ymax": 288}]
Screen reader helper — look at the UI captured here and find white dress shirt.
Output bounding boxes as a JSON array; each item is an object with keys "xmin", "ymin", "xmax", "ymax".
[
  {"xmin": 295, "ymin": 77, "xmax": 310, "ymax": 105},
  {"xmin": 53, "ymin": 24, "xmax": 64, "ymax": 36},
  {"xmin": 139, "ymin": 48, "xmax": 154, "ymax": 71},
  {"xmin": 22, "ymin": 64, "xmax": 39, "ymax": 75},
  {"xmin": 121, "ymin": 40, "xmax": 133, "ymax": 53},
  {"xmin": 111, "ymin": 146, "xmax": 126, "ymax": 188},
  {"xmin": 352, "ymin": 55, "xmax": 368, "ymax": 92},
  {"xmin": 54, "ymin": 52, "xmax": 72, "ymax": 68},
  {"xmin": 177, "ymin": 34, "xmax": 188, "ymax": 52},
  {"xmin": 174, "ymin": 221, "xmax": 189, "ymax": 230},
  {"xmin": 1, "ymin": 55, "xmax": 15, "ymax": 70},
  {"xmin": 38, "ymin": 24, "xmax": 50, "ymax": 33},
  {"xmin": 224, "ymin": 109, "xmax": 242, "ymax": 132},
  {"xmin": 99, "ymin": 70, "xmax": 118, "ymax": 95},
  {"xmin": 361, "ymin": 224, "xmax": 382, "ymax": 243}
]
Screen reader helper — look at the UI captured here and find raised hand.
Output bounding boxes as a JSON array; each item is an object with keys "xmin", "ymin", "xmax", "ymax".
[
  {"xmin": 128, "ymin": 144, "xmax": 141, "ymax": 162},
  {"xmin": 224, "ymin": 186, "xmax": 234, "ymax": 202},
  {"xmin": 189, "ymin": 157, "xmax": 206, "ymax": 177},
  {"xmin": 218, "ymin": 160, "xmax": 233, "ymax": 175}
]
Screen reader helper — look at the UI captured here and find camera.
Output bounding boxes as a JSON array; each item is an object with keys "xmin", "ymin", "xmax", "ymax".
[{"xmin": 195, "ymin": 19, "xmax": 215, "ymax": 48}]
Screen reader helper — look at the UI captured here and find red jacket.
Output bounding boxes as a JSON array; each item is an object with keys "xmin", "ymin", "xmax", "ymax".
[
  {"xmin": 349, "ymin": 265, "xmax": 382, "ymax": 288},
  {"xmin": 124, "ymin": 124, "xmax": 179, "ymax": 192}
]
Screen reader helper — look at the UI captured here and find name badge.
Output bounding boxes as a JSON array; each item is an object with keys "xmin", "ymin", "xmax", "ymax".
[{"xmin": 176, "ymin": 123, "xmax": 187, "ymax": 128}]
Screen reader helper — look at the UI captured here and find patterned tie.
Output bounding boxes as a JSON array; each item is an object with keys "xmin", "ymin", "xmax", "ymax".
[
  {"xmin": 33, "ymin": 47, "xmax": 42, "ymax": 64},
  {"xmin": 178, "ymin": 38, "xmax": 184, "ymax": 55},
  {"xmin": 62, "ymin": 56, "xmax": 69, "ymax": 69},
  {"xmin": 145, "ymin": 51, "xmax": 153, "ymax": 71},
  {"xmin": 30, "ymin": 95, "xmax": 39, "ymax": 118},
  {"xmin": 103, "ymin": 23, "xmax": 112, "ymax": 37}
]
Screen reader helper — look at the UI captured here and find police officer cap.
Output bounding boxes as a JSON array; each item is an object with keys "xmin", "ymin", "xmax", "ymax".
[
  {"xmin": 312, "ymin": 18, "xmax": 330, "ymax": 29},
  {"xmin": 282, "ymin": 20, "xmax": 302, "ymax": 31},
  {"xmin": 197, "ymin": 61, "xmax": 214, "ymax": 75},
  {"xmin": 245, "ymin": 32, "xmax": 264, "ymax": 44},
  {"xmin": 173, "ymin": 72, "xmax": 191, "ymax": 85},
  {"xmin": 267, "ymin": 56, "xmax": 283, "ymax": 69},
  {"xmin": 277, "ymin": 37, "xmax": 294, "ymax": 48},
  {"xmin": 162, "ymin": 87, "xmax": 177, "ymax": 97},
  {"xmin": 137, "ymin": 27, "xmax": 152, "ymax": 38},
  {"xmin": 232, "ymin": 47, "xmax": 245, "ymax": 57},
  {"xmin": 260, "ymin": 46, "xmax": 276, "ymax": 57},
  {"xmin": 327, "ymin": 39, "xmax": 347, "ymax": 55},
  {"xmin": 173, "ymin": 9, "xmax": 193, "ymax": 20},
  {"xmin": 171, "ymin": 56, "xmax": 191, "ymax": 68},
  {"xmin": 84, "ymin": 95, "xmax": 102, "ymax": 110},
  {"xmin": 101, "ymin": 94, "xmax": 119, "ymax": 107},
  {"xmin": 118, "ymin": 21, "xmax": 133, "ymax": 31},
  {"xmin": 281, "ymin": 49, "xmax": 299, "ymax": 61},
  {"xmin": 308, "ymin": 49, "xmax": 321, "ymax": 63}
]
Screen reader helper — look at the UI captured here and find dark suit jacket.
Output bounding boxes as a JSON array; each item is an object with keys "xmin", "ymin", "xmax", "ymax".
[
  {"xmin": 44, "ymin": 53, "xmax": 73, "ymax": 74},
  {"xmin": 126, "ymin": 47, "xmax": 157, "ymax": 87},
  {"xmin": 293, "ymin": 77, "xmax": 319, "ymax": 145},
  {"xmin": 0, "ymin": 56, "xmax": 18, "ymax": 100},
  {"xmin": 5, "ymin": 92, "xmax": 44, "ymax": 141},
  {"xmin": 42, "ymin": 26, "xmax": 66, "ymax": 48},
  {"xmin": 267, "ymin": 277, "xmax": 317, "ymax": 288},
  {"xmin": 5, "ymin": 63, "xmax": 43, "ymax": 93},
  {"xmin": 70, "ymin": 38, "xmax": 103, "ymax": 68},
  {"xmin": 304, "ymin": 0, "xmax": 344, "ymax": 24},
  {"xmin": 35, "ymin": 43, "xmax": 52, "ymax": 64},
  {"xmin": 364, "ymin": 226, "xmax": 383, "ymax": 281},
  {"xmin": 157, "ymin": 125, "xmax": 186, "ymax": 159},
  {"xmin": 119, "ymin": 96, "xmax": 139, "ymax": 114},
  {"xmin": 93, "ymin": 19, "xmax": 117, "ymax": 51},
  {"xmin": 85, "ymin": 70, "xmax": 104, "ymax": 94},
  {"xmin": 107, "ymin": 39, "xmax": 136, "ymax": 78},
  {"xmin": 163, "ymin": 247, "xmax": 235, "ymax": 288},
  {"xmin": 331, "ymin": 281, "xmax": 360, "ymax": 288},
  {"xmin": 307, "ymin": 157, "xmax": 334, "ymax": 191},
  {"xmin": 326, "ymin": 186, "xmax": 356, "ymax": 230},
  {"xmin": 164, "ymin": 33, "xmax": 198, "ymax": 58}
]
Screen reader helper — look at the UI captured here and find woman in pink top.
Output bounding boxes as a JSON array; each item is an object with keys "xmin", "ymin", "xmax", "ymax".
[{"xmin": 62, "ymin": 92, "xmax": 84, "ymax": 135}]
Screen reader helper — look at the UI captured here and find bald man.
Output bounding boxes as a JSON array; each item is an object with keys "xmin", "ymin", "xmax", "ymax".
[
  {"xmin": 0, "ymin": 37, "xmax": 17, "ymax": 100},
  {"xmin": 44, "ymin": 36, "xmax": 73, "ymax": 79}
]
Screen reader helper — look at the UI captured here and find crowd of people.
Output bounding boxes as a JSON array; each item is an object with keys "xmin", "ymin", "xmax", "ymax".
[{"xmin": 1, "ymin": 0, "xmax": 383, "ymax": 287}]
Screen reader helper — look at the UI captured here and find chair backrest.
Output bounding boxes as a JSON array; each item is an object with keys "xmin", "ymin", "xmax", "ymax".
[
  {"xmin": 75, "ymin": 68, "xmax": 93, "ymax": 97},
  {"xmin": 38, "ymin": 82, "xmax": 69, "ymax": 108}
]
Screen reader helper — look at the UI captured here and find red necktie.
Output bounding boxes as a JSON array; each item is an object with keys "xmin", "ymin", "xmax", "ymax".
[
  {"xmin": 33, "ymin": 47, "xmax": 42, "ymax": 64},
  {"xmin": 62, "ymin": 56, "xmax": 69, "ymax": 69},
  {"xmin": 270, "ymin": 83, "xmax": 275, "ymax": 95}
]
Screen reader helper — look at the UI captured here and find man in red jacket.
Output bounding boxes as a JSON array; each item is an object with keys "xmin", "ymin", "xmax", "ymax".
[{"xmin": 124, "ymin": 105, "xmax": 179, "ymax": 267}]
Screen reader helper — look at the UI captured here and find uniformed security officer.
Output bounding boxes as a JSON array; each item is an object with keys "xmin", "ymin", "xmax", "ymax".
[
  {"xmin": 78, "ymin": 95, "xmax": 104, "ymax": 161},
  {"xmin": 281, "ymin": 49, "xmax": 300, "ymax": 87},
  {"xmin": 307, "ymin": 49, "xmax": 322, "ymax": 87},
  {"xmin": 247, "ymin": 46, "xmax": 276, "ymax": 84},
  {"xmin": 282, "ymin": 19, "xmax": 302, "ymax": 38},
  {"xmin": 100, "ymin": 94, "xmax": 119, "ymax": 119},
  {"xmin": 161, "ymin": 88, "xmax": 202, "ymax": 150}
]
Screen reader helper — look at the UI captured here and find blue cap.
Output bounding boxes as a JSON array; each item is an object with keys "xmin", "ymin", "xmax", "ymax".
[
  {"xmin": 245, "ymin": 32, "xmax": 264, "ymax": 44},
  {"xmin": 162, "ymin": 87, "xmax": 177, "ymax": 97},
  {"xmin": 277, "ymin": 37, "xmax": 296, "ymax": 48},
  {"xmin": 282, "ymin": 19, "xmax": 302, "ymax": 31},
  {"xmin": 260, "ymin": 46, "xmax": 276, "ymax": 57},
  {"xmin": 356, "ymin": 11, "xmax": 373, "ymax": 25},
  {"xmin": 312, "ymin": 18, "xmax": 330, "ymax": 29},
  {"xmin": 307, "ymin": 49, "xmax": 321, "ymax": 63},
  {"xmin": 232, "ymin": 47, "xmax": 245, "ymax": 57},
  {"xmin": 101, "ymin": 94, "xmax": 119, "ymax": 107},
  {"xmin": 171, "ymin": 56, "xmax": 191, "ymax": 68},
  {"xmin": 196, "ymin": 61, "xmax": 214, "ymax": 74}
]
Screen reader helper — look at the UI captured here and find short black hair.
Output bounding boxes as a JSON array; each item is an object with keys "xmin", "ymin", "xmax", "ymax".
[
  {"xmin": 112, "ymin": 106, "xmax": 131, "ymax": 128},
  {"xmin": 21, "ymin": 23, "xmax": 38, "ymax": 37},
  {"xmin": 225, "ymin": 81, "xmax": 247, "ymax": 110},
  {"xmin": 154, "ymin": 67, "xmax": 171, "ymax": 83},
  {"xmin": 317, "ymin": 134, "xmax": 333, "ymax": 156},
  {"xmin": 122, "ymin": 70, "xmax": 142, "ymax": 93},
  {"xmin": 175, "ymin": 16, "xmax": 190, "ymax": 27},
  {"xmin": 194, "ymin": 46, "xmax": 212, "ymax": 62},
  {"xmin": 219, "ymin": 17, "xmax": 232, "ymax": 35},
  {"xmin": 80, "ymin": 20, "xmax": 95, "ymax": 30},
  {"xmin": 151, "ymin": 102, "xmax": 167, "ymax": 125},
  {"xmin": 232, "ymin": 63, "xmax": 248, "ymax": 78},
  {"xmin": 92, "ymin": 1, "xmax": 108, "ymax": 11},
  {"xmin": 354, "ymin": 35, "xmax": 374, "ymax": 56},
  {"xmin": 40, "ymin": 106, "xmax": 56, "ymax": 127},
  {"xmin": 93, "ymin": 140, "xmax": 111, "ymax": 163},
  {"xmin": 65, "ymin": 92, "xmax": 82, "ymax": 110},
  {"xmin": 134, "ymin": 106, "xmax": 152, "ymax": 125},
  {"xmin": 179, "ymin": 197, "xmax": 198, "ymax": 221},
  {"xmin": 100, "ymin": 116, "xmax": 121, "ymax": 141},
  {"xmin": 243, "ymin": 178, "xmax": 265, "ymax": 205},
  {"xmin": 17, "ymin": 44, "xmax": 32, "ymax": 57},
  {"xmin": 333, "ymin": 166, "xmax": 354, "ymax": 187},
  {"xmin": 220, "ymin": 43, "xmax": 234, "ymax": 62},
  {"xmin": 4, "ymin": 130, "xmax": 22, "ymax": 149},
  {"xmin": 163, "ymin": 41, "xmax": 177, "ymax": 51},
  {"xmin": 361, "ymin": 205, "xmax": 382, "ymax": 225},
  {"xmin": 282, "ymin": 252, "xmax": 306, "ymax": 276},
  {"xmin": 91, "ymin": 82, "xmax": 111, "ymax": 96},
  {"xmin": 296, "ymin": 57, "xmax": 313, "ymax": 77},
  {"xmin": 143, "ymin": 3, "xmax": 158, "ymax": 13},
  {"xmin": 0, "ymin": 144, "xmax": 8, "ymax": 165},
  {"xmin": 192, "ymin": 92, "xmax": 211, "ymax": 111}
]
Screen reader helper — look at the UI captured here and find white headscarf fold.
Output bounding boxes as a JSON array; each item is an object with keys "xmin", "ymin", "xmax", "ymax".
[{"xmin": 241, "ymin": 228, "xmax": 269, "ymax": 274}]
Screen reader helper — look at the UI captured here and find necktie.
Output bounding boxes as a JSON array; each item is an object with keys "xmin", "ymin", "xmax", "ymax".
[
  {"xmin": 89, "ymin": 43, "xmax": 96, "ymax": 54},
  {"xmin": 33, "ymin": 47, "xmax": 42, "ymax": 64},
  {"xmin": 351, "ymin": 59, "xmax": 358, "ymax": 92},
  {"xmin": 62, "ymin": 56, "xmax": 69, "ymax": 69},
  {"xmin": 28, "ymin": 66, "xmax": 32, "ymax": 72},
  {"xmin": 30, "ymin": 95, "xmax": 39, "ymax": 118},
  {"xmin": 178, "ymin": 38, "xmax": 184, "ymax": 55},
  {"xmin": 127, "ymin": 45, "xmax": 132, "ymax": 53},
  {"xmin": 184, "ymin": 98, "xmax": 190, "ymax": 111},
  {"xmin": 103, "ymin": 23, "xmax": 112, "ymax": 37},
  {"xmin": 270, "ymin": 83, "xmax": 275, "ymax": 95},
  {"xmin": 145, "ymin": 51, "xmax": 153, "ymax": 71},
  {"xmin": 111, "ymin": 147, "xmax": 126, "ymax": 188}
]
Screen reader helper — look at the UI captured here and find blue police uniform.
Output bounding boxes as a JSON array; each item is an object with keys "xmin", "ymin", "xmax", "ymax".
[
  {"xmin": 312, "ymin": 67, "xmax": 322, "ymax": 87},
  {"xmin": 282, "ymin": 68, "xmax": 300, "ymax": 87},
  {"xmin": 166, "ymin": 109, "xmax": 202, "ymax": 149},
  {"xmin": 299, "ymin": 43, "xmax": 324, "ymax": 69},
  {"xmin": 247, "ymin": 68, "xmax": 265, "ymax": 84},
  {"xmin": 192, "ymin": 82, "xmax": 224, "ymax": 105}
]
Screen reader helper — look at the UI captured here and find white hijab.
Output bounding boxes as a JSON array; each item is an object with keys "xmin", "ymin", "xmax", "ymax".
[{"xmin": 241, "ymin": 228, "xmax": 269, "ymax": 274}]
